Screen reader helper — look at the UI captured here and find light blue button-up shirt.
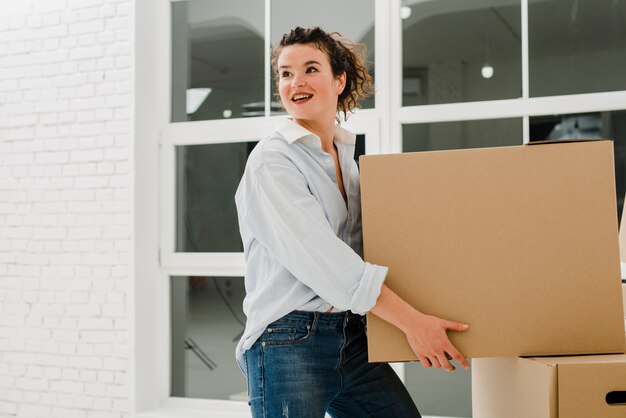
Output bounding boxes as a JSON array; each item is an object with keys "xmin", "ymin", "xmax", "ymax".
[{"xmin": 234, "ymin": 119, "xmax": 388, "ymax": 363}]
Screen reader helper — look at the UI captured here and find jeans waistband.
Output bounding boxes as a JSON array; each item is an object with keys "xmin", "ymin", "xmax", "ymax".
[{"xmin": 277, "ymin": 310, "xmax": 363, "ymax": 327}]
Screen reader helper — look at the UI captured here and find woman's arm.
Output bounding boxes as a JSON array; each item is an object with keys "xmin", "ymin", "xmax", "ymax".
[{"xmin": 369, "ymin": 284, "xmax": 470, "ymax": 372}]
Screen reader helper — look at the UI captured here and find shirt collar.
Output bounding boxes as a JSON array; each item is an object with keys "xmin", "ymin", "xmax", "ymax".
[{"xmin": 276, "ymin": 118, "xmax": 356, "ymax": 147}]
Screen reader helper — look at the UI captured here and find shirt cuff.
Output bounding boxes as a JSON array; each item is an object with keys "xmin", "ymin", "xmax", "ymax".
[{"xmin": 349, "ymin": 262, "xmax": 388, "ymax": 315}]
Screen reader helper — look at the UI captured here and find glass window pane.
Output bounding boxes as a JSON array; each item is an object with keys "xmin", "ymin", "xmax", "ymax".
[
  {"xmin": 405, "ymin": 363, "xmax": 472, "ymax": 418},
  {"xmin": 403, "ymin": 118, "xmax": 523, "ymax": 152},
  {"xmin": 402, "ymin": 0, "xmax": 522, "ymax": 106},
  {"xmin": 171, "ymin": 0, "xmax": 265, "ymax": 122},
  {"xmin": 530, "ymin": 110, "xmax": 626, "ymax": 221},
  {"xmin": 529, "ymin": 0, "xmax": 626, "ymax": 97},
  {"xmin": 270, "ymin": 0, "xmax": 375, "ymax": 113},
  {"xmin": 176, "ymin": 141, "xmax": 258, "ymax": 252},
  {"xmin": 170, "ymin": 276, "xmax": 247, "ymax": 400}
]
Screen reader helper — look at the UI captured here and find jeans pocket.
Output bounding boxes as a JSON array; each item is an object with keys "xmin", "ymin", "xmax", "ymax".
[{"xmin": 261, "ymin": 323, "xmax": 312, "ymax": 347}]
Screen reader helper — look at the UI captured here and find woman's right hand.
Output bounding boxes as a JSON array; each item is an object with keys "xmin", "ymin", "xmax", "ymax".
[
  {"xmin": 370, "ymin": 284, "xmax": 470, "ymax": 372},
  {"xmin": 402, "ymin": 311, "xmax": 469, "ymax": 372}
]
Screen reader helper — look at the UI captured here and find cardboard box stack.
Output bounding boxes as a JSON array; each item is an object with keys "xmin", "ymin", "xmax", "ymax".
[{"xmin": 360, "ymin": 140, "xmax": 626, "ymax": 417}]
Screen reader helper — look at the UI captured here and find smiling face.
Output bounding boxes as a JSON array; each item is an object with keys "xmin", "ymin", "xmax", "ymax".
[{"xmin": 276, "ymin": 44, "xmax": 346, "ymax": 125}]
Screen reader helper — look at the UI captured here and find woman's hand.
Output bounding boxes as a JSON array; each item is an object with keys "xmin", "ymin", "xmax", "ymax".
[
  {"xmin": 402, "ymin": 311, "xmax": 469, "ymax": 372},
  {"xmin": 370, "ymin": 284, "xmax": 470, "ymax": 372}
]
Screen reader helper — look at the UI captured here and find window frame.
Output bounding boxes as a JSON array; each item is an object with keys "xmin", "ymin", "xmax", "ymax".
[{"xmin": 134, "ymin": 0, "xmax": 626, "ymax": 415}]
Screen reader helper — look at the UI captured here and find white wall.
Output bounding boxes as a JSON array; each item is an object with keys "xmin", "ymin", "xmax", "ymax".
[{"xmin": 0, "ymin": 1, "xmax": 133, "ymax": 417}]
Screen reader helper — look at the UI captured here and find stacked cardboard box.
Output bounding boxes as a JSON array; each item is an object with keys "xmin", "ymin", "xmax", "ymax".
[
  {"xmin": 360, "ymin": 140, "xmax": 626, "ymax": 417},
  {"xmin": 472, "ymin": 348, "xmax": 626, "ymax": 418}
]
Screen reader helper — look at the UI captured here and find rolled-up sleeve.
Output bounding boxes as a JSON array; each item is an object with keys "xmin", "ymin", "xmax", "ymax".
[{"xmin": 242, "ymin": 160, "xmax": 387, "ymax": 314}]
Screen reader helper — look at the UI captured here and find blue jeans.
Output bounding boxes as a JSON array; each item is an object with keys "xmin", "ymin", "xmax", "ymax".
[{"xmin": 242, "ymin": 310, "xmax": 421, "ymax": 418}]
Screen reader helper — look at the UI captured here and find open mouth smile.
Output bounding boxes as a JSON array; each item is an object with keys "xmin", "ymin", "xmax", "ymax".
[{"xmin": 292, "ymin": 94, "xmax": 313, "ymax": 103}]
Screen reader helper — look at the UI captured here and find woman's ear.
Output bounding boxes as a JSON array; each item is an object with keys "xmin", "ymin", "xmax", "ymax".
[{"xmin": 336, "ymin": 72, "xmax": 347, "ymax": 95}]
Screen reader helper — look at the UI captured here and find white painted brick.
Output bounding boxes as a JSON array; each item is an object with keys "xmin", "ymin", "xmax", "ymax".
[
  {"xmin": 66, "ymin": 304, "xmax": 100, "ymax": 317},
  {"xmin": 52, "ymin": 407, "xmax": 87, "ymax": 418},
  {"xmin": 53, "ymin": 329, "xmax": 80, "ymax": 342},
  {"xmin": 69, "ymin": 0, "xmax": 104, "ymax": 9},
  {"xmin": 74, "ymin": 395, "xmax": 93, "ymax": 409},
  {"xmin": 16, "ymin": 377, "xmax": 48, "ymax": 392},
  {"xmin": 42, "ymin": 37, "xmax": 61, "ymax": 51},
  {"xmin": 35, "ymin": 151, "xmax": 68, "ymax": 164},
  {"xmin": 74, "ymin": 175, "xmax": 108, "ymax": 189},
  {"xmin": 39, "ymin": 392, "xmax": 58, "ymax": 405},
  {"xmin": 23, "ymin": 391, "xmax": 41, "ymax": 403},
  {"xmin": 35, "ymin": 353, "xmax": 67, "ymax": 368},
  {"xmin": 87, "ymin": 411, "xmax": 122, "ymax": 418},
  {"xmin": 69, "ymin": 356, "xmax": 102, "ymax": 370},
  {"xmin": 50, "ymin": 381, "xmax": 84, "ymax": 394},
  {"xmin": 95, "ymin": 81, "xmax": 116, "ymax": 95},
  {"xmin": 70, "ymin": 149, "xmax": 104, "ymax": 163},
  {"xmin": 9, "ymin": 364, "xmax": 27, "ymax": 377},
  {"xmin": 44, "ymin": 367, "xmax": 62, "ymax": 380},
  {"xmin": 33, "ymin": 0, "xmax": 66, "ymax": 14},
  {"xmin": 102, "ymin": 304, "xmax": 124, "ymax": 318},
  {"xmin": 79, "ymin": 331, "xmax": 114, "ymax": 344},
  {"xmin": 87, "ymin": 291, "xmax": 106, "ymax": 304},
  {"xmin": 69, "ymin": 20, "xmax": 104, "ymax": 36},
  {"xmin": 41, "ymin": 63, "xmax": 61, "ymax": 77},
  {"xmin": 79, "ymin": 369, "xmax": 98, "ymax": 383},
  {"xmin": 62, "ymin": 368, "xmax": 80, "ymax": 381},
  {"xmin": 78, "ymin": 8, "xmax": 100, "ymax": 22},
  {"xmin": 69, "ymin": 96, "xmax": 105, "ymax": 111},
  {"xmin": 76, "ymin": 344, "xmax": 95, "ymax": 356},
  {"xmin": 21, "ymin": 405, "xmax": 53, "ymax": 418},
  {"xmin": 0, "ymin": 401, "xmax": 18, "ymax": 415},
  {"xmin": 59, "ymin": 342, "xmax": 77, "ymax": 355}
]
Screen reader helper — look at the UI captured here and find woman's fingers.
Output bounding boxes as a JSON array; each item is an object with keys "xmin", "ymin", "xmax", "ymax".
[
  {"xmin": 429, "ymin": 356, "xmax": 442, "ymax": 369},
  {"xmin": 446, "ymin": 345, "xmax": 470, "ymax": 370},
  {"xmin": 443, "ymin": 319, "xmax": 470, "ymax": 332},
  {"xmin": 437, "ymin": 353, "xmax": 456, "ymax": 372},
  {"xmin": 418, "ymin": 355, "xmax": 432, "ymax": 368}
]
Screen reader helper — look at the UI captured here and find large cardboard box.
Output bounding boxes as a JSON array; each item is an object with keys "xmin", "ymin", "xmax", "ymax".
[
  {"xmin": 361, "ymin": 140, "xmax": 625, "ymax": 361},
  {"xmin": 472, "ymin": 349, "xmax": 626, "ymax": 418},
  {"xmin": 619, "ymin": 206, "xmax": 626, "ymax": 318}
]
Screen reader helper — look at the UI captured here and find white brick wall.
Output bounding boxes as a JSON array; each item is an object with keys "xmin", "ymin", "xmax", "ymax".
[{"xmin": 0, "ymin": 1, "xmax": 132, "ymax": 417}]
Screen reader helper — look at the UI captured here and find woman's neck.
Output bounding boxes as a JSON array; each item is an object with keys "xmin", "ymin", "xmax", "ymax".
[{"xmin": 292, "ymin": 118, "xmax": 336, "ymax": 153}]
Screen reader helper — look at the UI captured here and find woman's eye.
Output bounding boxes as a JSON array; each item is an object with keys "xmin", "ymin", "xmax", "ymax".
[
  {"xmin": 281, "ymin": 71, "xmax": 291, "ymax": 78},
  {"xmin": 306, "ymin": 66, "xmax": 318, "ymax": 73}
]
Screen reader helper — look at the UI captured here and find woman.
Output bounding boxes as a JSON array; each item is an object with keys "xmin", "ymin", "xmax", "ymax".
[{"xmin": 235, "ymin": 26, "xmax": 469, "ymax": 418}]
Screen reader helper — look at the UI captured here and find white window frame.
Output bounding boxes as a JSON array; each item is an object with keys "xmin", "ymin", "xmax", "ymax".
[{"xmin": 134, "ymin": 0, "xmax": 626, "ymax": 416}]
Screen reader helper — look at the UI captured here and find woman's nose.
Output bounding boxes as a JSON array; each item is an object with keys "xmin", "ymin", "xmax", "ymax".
[{"xmin": 291, "ymin": 74, "xmax": 305, "ymax": 87}]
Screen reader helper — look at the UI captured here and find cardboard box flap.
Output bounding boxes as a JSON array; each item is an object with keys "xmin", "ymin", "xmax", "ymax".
[
  {"xmin": 526, "ymin": 138, "xmax": 612, "ymax": 146},
  {"xmin": 531, "ymin": 352, "xmax": 626, "ymax": 366}
]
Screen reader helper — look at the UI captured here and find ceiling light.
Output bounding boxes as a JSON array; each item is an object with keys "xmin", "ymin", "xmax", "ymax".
[
  {"xmin": 186, "ymin": 88, "xmax": 211, "ymax": 114},
  {"xmin": 481, "ymin": 64, "xmax": 494, "ymax": 79},
  {"xmin": 401, "ymin": 6, "xmax": 412, "ymax": 19}
]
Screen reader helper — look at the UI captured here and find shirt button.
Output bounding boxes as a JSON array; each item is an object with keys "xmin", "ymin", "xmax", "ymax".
[{"xmin": 325, "ymin": 159, "xmax": 332, "ymax": 164}]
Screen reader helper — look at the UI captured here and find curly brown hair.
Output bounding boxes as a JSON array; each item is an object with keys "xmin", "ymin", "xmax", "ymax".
[{"xmin": 272, "ymin": 26, "xmax": 374, "ymax": 122}]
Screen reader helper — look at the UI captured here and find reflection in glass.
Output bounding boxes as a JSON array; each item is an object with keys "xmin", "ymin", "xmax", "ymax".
[
  {"xmin": 402, "ymin": 0, "xmax": 522, "ymax": 106},
  {"xmin": 530, "ymin": 110, "xmax": 626, "ymax": 221},
  {"xmin": 270, "ymin": 0, "xmax": 375, "ymax": 113},
  {"xmin": 171, "ymin": 0, "xmax": 265, "ymax": 122},
  {"xmin": 403, "ymin": 118, "xmax": 522, "ymax": 152},
  {"xmin": 529, "ymin": 0, "xmax": 626, "ymax": 97},
  {"xmin": 170, "ymin": 276, "xmax": 247, "ymax": 400},
  {"xmin": 176, "ymin": 142, "xmax": 258, "ymax": 252},
  {"xmin": 405, "ymin": 363, "xmax": 472, "ymax": 418}
]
